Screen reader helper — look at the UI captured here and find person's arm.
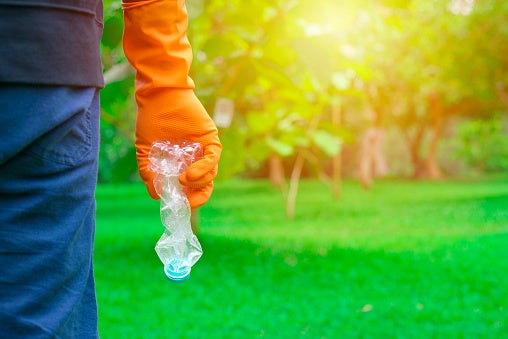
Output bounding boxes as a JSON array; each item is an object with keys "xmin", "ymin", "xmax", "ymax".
[{"xmin": 122, "ymin": 0, "xmax": 221, "ymax": 208}]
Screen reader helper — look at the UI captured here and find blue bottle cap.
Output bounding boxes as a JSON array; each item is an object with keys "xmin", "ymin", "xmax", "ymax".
[{"xmin": 164, "ymin": 259, "xmax": 191, "ymax": 282}]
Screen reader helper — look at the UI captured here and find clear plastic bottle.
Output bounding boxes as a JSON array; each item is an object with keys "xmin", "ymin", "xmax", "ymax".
[{"xmin": 148, "ymin": 141, "xmax": 203, "ymax": 282}]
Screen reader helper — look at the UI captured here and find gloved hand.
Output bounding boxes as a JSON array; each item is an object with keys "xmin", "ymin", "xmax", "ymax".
[{"xmin": 123, "ymin": 0, "xmax": 221, "ymax": 208}]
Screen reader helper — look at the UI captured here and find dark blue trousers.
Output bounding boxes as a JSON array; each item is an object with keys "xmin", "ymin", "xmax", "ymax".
[{"xmin": 0, "ymin": 86, "xmax": 100, "ymax": 338}]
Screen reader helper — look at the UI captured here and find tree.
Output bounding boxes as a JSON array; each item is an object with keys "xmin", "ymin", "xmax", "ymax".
[
  {"xmin": 189, "ymin": 0, "xmax": 348, "ymax": 218},
  {"xmin": 328, "ymin": 0, "xmax": 508, "ymax": 178},
  {"xmin": 99, "ymin": 0, "xmax": 508, "ymax": 216}
]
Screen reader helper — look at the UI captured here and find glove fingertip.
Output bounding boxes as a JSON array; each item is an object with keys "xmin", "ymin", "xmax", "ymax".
[
  {"xmin": 147, "ymin": 185, "xmax": 160, "ymax": 200},
  {"xmin": 185, "ymin": 164, "xmax": 210, "ymax": 181},
  {"xmin": 179, "ymin": 167, "xmax": 217, "ymax": 188},
  {"xmin": 187, "ymin": 184, "xmax": 213, "ymax": 208},
  {"xmin": 138, "ymin": 165, "xmax": 159, "ymax": 200}
]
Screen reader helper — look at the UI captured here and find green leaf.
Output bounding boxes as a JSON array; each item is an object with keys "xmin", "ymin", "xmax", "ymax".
[
  {"xmin": 246, "ymin": 111, "xmax": 278, "ymax": 134},
  {"xmin": 102, "ymin": 14, "xmax": 124, "ymax": 49},
  {"xmin": 266, "ymin": 137, "xmax": 294, "ymax": 157},
  {"xmin": 331, "ymin": 72, "xmax": 352, "ymax": 91},
  {"xmin": 310, "ymin": 130, "xmax": 342, "ymax": 157}
]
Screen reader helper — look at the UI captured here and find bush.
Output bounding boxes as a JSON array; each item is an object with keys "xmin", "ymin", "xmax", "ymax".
[{"xmin": 454, "ymin": 115, "xmax": 508, "ymax": 173}]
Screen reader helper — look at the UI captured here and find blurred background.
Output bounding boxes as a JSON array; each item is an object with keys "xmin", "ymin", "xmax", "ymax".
[
  {"xmin": 100, "ymin": 0, "xmax": 508, "ymax": 190},
  {"xmin": 96, "ymin": 0, "xmax": 507, "ymax": 337}
]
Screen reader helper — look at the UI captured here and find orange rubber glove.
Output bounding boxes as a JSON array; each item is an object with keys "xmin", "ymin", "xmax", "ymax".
[{"xmin": 122, "ymin": 0, "xmax": 221, "ymax": 208}]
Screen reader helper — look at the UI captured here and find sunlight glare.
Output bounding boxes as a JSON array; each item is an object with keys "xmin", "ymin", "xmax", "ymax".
[{"xmin": 448, "ymin": 0, "xmax": 475, "ymax": 16}]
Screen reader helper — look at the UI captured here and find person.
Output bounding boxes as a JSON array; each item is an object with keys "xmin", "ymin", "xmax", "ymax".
[{"xmin": 0, "ymin": 0, "xmax": 221, "ymax": 337}]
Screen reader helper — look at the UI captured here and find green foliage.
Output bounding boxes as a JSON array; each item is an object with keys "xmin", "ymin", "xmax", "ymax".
[
  {"xmin": 455, "ymin": 116, "xmax": 508, "ymax": 172},
  {"xmin": 310, "ymin": 130, "xmax": 342, "ymax": 157},
  {"xmin": 187, "ymin": 0, "xmax": 353, "ymax": 178},
  {"xmin": 95, "ymin": 177, "xmax": 508, "ymax": 337},
  {"xmin": 98, "ymin": 0, "xmax": 508, "ymax": 183},
  {"xmin": 100, "ymin": 1, "xmax": 138, "ymax": 183},
  {"xmin": 98, "ymin": 73, "xmax": 137, "ymax": 182},
  {"xmin": 188, "ymin": 0, "xmax": 508, "ymax": 179},
  {"xmin": 102, "ymin": 11, "xmax": 123, "ymax": 49}
]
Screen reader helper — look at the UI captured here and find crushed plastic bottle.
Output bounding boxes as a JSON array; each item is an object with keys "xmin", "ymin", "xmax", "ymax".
[{"xmin": 148, "ymin": 141, "xmax": 203, "ymax": 282}]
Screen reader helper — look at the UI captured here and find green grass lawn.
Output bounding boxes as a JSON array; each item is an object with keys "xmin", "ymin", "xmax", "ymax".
[{"xmin": 95, "ymin": 177, "xmax": 508, "ymax": 338}]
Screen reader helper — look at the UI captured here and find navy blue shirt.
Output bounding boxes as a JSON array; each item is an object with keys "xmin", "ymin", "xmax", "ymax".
[{"xmin": 0, "ymin": 0, "xmax": 104, "ymax": 87}]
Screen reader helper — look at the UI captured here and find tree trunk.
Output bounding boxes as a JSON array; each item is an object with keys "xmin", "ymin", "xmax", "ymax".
[
  {"xmin": 359, "ymin": 88, "xmax": 388, "ymax": 188},
  {"xmin": 331, "ymin": 104, "xmax": 342, "ymax": 198},
  {"xmin": 360, "ymin": 127, "xmax": 389, "ymax": 189},
  {"xmin": 372, "ymin": 128, "xmax": 388, "ymax": 177},
  {"xmin": 359, "ymin": 127, "xmax": 377, "ymax": 189},
  {"xmin": 496, "ymin": 82, "xmax": 508, "ymax": 115},
  {"xmin": 426, "ymin": 93, "xmax": 443, "ymax": 179},
  {"xmin": 286, "ymin": 152, "xmax": 305, "ymax": 220},
  {"xmin": 268, "ymin": 154, "xmax": 285, "ymax": 187},
  {"xmin": 404, "ymin": 123, "xmax": 426, "ymax": 179}
]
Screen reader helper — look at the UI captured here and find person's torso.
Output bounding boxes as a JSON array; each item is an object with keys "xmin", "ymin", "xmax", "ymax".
[{"xmin": 0, "ymin": 0, "xmax": 104, "ymax": 87}]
